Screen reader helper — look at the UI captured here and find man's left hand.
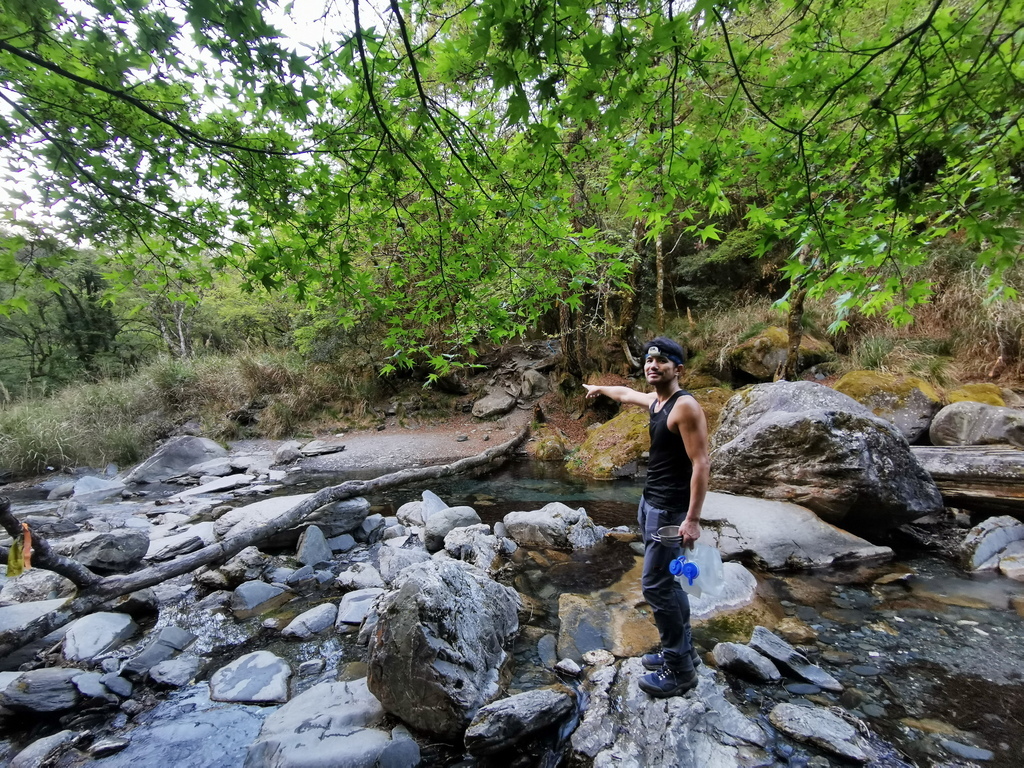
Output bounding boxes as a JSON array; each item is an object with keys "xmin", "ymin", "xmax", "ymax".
[{"xmin": 679, "ymin": 519, "xmax": 701, "ymax": 549}]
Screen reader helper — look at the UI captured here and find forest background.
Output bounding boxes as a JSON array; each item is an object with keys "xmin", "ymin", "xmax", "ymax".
[{"xmin": 1, "ymin": 0, "xmax": 1022, "ymax": 475}]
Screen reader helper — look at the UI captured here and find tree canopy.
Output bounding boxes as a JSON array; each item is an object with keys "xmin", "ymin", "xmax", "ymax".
[{"xmin": 1, "ymin": 0, "xmax": 1022, "ymax": 370}]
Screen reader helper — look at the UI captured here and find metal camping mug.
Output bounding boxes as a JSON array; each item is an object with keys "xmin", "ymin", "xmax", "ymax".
[{"xmin": 652, "ymin": 525, "xmax": 682, "ymax": 546}]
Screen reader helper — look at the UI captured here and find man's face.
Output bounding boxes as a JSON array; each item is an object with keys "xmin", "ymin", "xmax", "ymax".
[{"xmin": 645, "ymin": 352, "xmax": 679, "ymax": 384}]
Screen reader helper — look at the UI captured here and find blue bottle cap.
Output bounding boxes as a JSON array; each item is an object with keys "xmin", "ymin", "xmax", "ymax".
[{"xmin": 681, "ymin": 561, "xmax": 700, "ymax": 585}]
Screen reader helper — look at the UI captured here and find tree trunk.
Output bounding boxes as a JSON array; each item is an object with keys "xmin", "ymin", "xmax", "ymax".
[
  {"xmin": 0, "ymin": 425, "xmax": 528, "ymax": 658},
  {"xmin": 655, "ymin": 228, "xmax": 665, "ymax": 333},
  {"xmin": 783, "ymin": 285, "xmax": 808, "ymax": 381}
]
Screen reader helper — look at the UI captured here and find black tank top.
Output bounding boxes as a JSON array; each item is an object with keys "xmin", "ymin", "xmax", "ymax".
[{"xmin": 644, "ymin": 389, "xmax": 693, "ymax": 513}]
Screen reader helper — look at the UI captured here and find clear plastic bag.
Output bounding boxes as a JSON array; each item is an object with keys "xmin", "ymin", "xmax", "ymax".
[{"xmin": 669, "ymin": 542, "xmax": 725, "ymax": 598}]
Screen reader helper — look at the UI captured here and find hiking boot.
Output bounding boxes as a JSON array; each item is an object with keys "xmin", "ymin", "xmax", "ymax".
[
  {"xmin": 641, "ymin": 648, "xmax": 701, "ymax": 671},
  {"xmin": 638, "ymin": 666, "xmax": 698, "ymax": 698}
]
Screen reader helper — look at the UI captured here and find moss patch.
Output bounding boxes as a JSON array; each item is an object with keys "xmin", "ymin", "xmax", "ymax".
[
  {"xmin": 567, "ymin": 407, "xmax": 649, "ymax": 479},
  {"xmin": 834, "ymin": 370, "xmax": 941, "ymax": 406},
  {"xmin": 526, "ymin": 424, "xmax": 573, "ymax": 460},
  {"xmin": 948, "ymin": 383, "xmax": 1005, "ymax": 406},
  {"xmin": 689, "ymin": 387, "xmax": 735, "ymax": 435}
]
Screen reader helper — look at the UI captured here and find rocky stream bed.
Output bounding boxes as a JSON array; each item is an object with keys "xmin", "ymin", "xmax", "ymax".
[{"xmin": 1, "ymin": 423, "xmax": 1023, "ymax": 768}]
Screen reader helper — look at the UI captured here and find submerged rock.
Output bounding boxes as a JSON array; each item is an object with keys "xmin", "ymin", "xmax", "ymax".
[
  {"xmin": 209, "ymin": 651, "xmax": 291, "ymax": 704},
  {"xmin": 702, "ymin": 492, "xmax": 892, "ymax": 570}
]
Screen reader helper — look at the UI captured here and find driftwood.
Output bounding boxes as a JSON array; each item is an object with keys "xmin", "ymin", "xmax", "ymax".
[{"xmin": 0, "ymin": 426, "xmax": 528, "ymax": 659}]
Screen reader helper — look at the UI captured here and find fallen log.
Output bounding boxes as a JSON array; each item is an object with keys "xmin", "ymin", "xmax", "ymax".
[
  {"xmin": 0, "ymin": 425, "xmax": 528, "ymax": 659},
  {"xmin": 911, "ymin": 445, "xmax": 1024, "ymax": 516}
]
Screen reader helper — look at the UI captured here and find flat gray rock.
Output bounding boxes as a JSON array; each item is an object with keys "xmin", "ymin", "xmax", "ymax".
[
  {"xmin": 769, "ymin": 703, "xmax": 871, "ymax": 762},
  {"xmin": 73, "ymin": 475, "xmax": 125, "ymax": 501},
  {"xmin": 84, "ymin": 685, "xmax": 267, "ymax": 767},
  {"xmin": 10, "ymin": 729, "xmax": 80, "ymax": 768},
  {"xmin": 465, "ymin": 686, "xmax": 576, "ymax": 756},
  {"xmin": 712, "ymin": 642, "xmax": 781, "ymax": 683},
  {"xmin": 245, "ymin": 678, "xmax": 416, "ymax": 768},
  {"xmin": 337, "ymin": 588, "xmax": 385, "ymax": 627},
  {"xmin": 282, "ymin": 603, "xmax": 338, "ymax": 639},
  {"xmin": 172, "ymin": 474, "xmax": 255, "ymax": 499},
  {"xmin": 209, "ymin": 651, "xmax": 291, "ymax": 704},
  {"xmin": 146, "ymin": 522, "xmax": 217, "ymax": 562},
  {"xmin": 300, "ymin": 437, "xmax": 347, "ymax": 456},
  {"xmin": 121, "ymin": 626, "xmax": 198, "ymax": 678},
  {"xmin": 749, "ymin": 626, "xmax": 842, "ymax": 692},
  {"xmin": 125, "ymin": 436, "xmax": 228, "ymax": 484},
  {"xmin": 0, "ymin": 598, "xmax": 71, "ymax": 633},
  {"xmin": 337, "ymin": 564, "xmax": 385, "ymax": 590},
  {"xmin": 187, "ymin": 457, "xmax": 234, "ymax": 477},
  {"xmin": 63, "ymin": 612, "xmax": 138, "ymax": 662},
  {"xmin": 149, "ymin": 656, "xmax": 204, "ymax": 687},
  {"xmin": 702, "ymin": 492, "xmax": 892, "ymax": 570}
]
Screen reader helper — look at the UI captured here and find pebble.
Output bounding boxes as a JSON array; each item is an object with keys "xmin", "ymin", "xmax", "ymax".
[
  {"xmin": 939, "ymin": 739, "xmax": 994, "ymax": 761},
  {"xmin": 850, "ymin": 665, "xmax": 881, "ymax": 676},
  {"xmin": 785, "ymin": 683, "xmax": 821, "ymax": 695}
]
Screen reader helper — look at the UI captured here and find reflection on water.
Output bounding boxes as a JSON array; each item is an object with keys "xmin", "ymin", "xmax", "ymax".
[{"xmin": 306, "ymin": 458, "xmax": 645, "ymax": 528}]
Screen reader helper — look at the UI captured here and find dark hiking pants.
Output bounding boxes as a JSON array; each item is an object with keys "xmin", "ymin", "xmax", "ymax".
[{"xmin": 638, "ymin": 495, "xmax": 694, "ymax": 672}]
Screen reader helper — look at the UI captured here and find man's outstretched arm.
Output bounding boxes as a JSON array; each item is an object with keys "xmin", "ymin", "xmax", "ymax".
[{"xmin": 583, "ymin": 384, "xmax": 656, "ymax": 408}]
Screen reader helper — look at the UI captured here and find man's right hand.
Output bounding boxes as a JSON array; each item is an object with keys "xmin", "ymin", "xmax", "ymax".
[{"xmin": 583, "ymin": 384, "xmax": 601, "ymax": 398}]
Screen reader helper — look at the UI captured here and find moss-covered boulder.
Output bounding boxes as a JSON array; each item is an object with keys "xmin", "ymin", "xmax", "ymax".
[
  {"xmin": 833, "ymin": 370, "xmax": 941, "ymax": 443},
  {"xmin": 526, "ymin": 425, "xmax": 573, "ymax": 461},
  {"xmin": 948, "ymin": 383, "xmax": 1005, "ymax": 407},
  {"xmin": 567, "ymin": 408, "xmax": 649, "ymax": 479},
  {"xmin": 728, "ymin": 327, "xmax": 834, "ymax": 381},
  {"xmin": 689, "ymin": 387, "xmax": 735, "ymax": 436},
  {"xmin": 711, "ymin": 381, "xmax": 943, "ymax": 532}
]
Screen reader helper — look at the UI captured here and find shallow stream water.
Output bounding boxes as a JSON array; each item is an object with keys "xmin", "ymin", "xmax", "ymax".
[{"xmin": 332, "ymin": 458, "xmax": 1024, "ymax": 767}]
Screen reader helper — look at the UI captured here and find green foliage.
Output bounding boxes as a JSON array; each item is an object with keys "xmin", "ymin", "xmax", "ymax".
[{"xmin": 0, "ymin": 0, "xmax": 1021, "ymax": 371}]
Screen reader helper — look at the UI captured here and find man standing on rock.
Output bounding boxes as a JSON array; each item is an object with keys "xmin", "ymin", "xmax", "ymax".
[{"xmin": 583, "ymin": 336, "xmax": 710, "ymax": 698}]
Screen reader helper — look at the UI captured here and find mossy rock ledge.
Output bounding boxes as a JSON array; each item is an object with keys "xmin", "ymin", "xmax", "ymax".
[
  {"xmin": 728, "ymin": 327, "xmax": 834, "ymax": 381},
  {"xmin": 568, "ymin": 408, "xmax": 649, "ymax": 479},
  {"xmin": 833, "ymin": 370, "xmax": 941, "ymax": 443}
]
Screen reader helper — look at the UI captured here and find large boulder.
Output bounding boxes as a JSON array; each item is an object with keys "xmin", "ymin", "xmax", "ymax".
[
  {"xmin": 366, "ymin": 560, "xmax": 521, "ymax": 740},
  {"xmin": 930, "ymin": 401, "xmax": 1024, "ymax": 448},
  {"xmin": 833, "ymin": 370, "xmax": 941, "ymax": 442},
  {"xmin": 525, "ymin": 425, "xmax": 573, "ymax": 461},
  {"xmin": 503, "ymin": 502, "xmax": 604, "ymax": 549},
  {"xmin": 727, "ymin": 327, "xmax": 834, "ymax": 381},
  {"xmin": 711, "ymin": 382, "xmax": 943, "ymax": 531},
  {"xmin": 567, "ymin": 408, "xmax": 648, "ymax": 479},
  {"xmin": 124, "ymin": 436, "xmax": 227, "ymax": 484}
]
